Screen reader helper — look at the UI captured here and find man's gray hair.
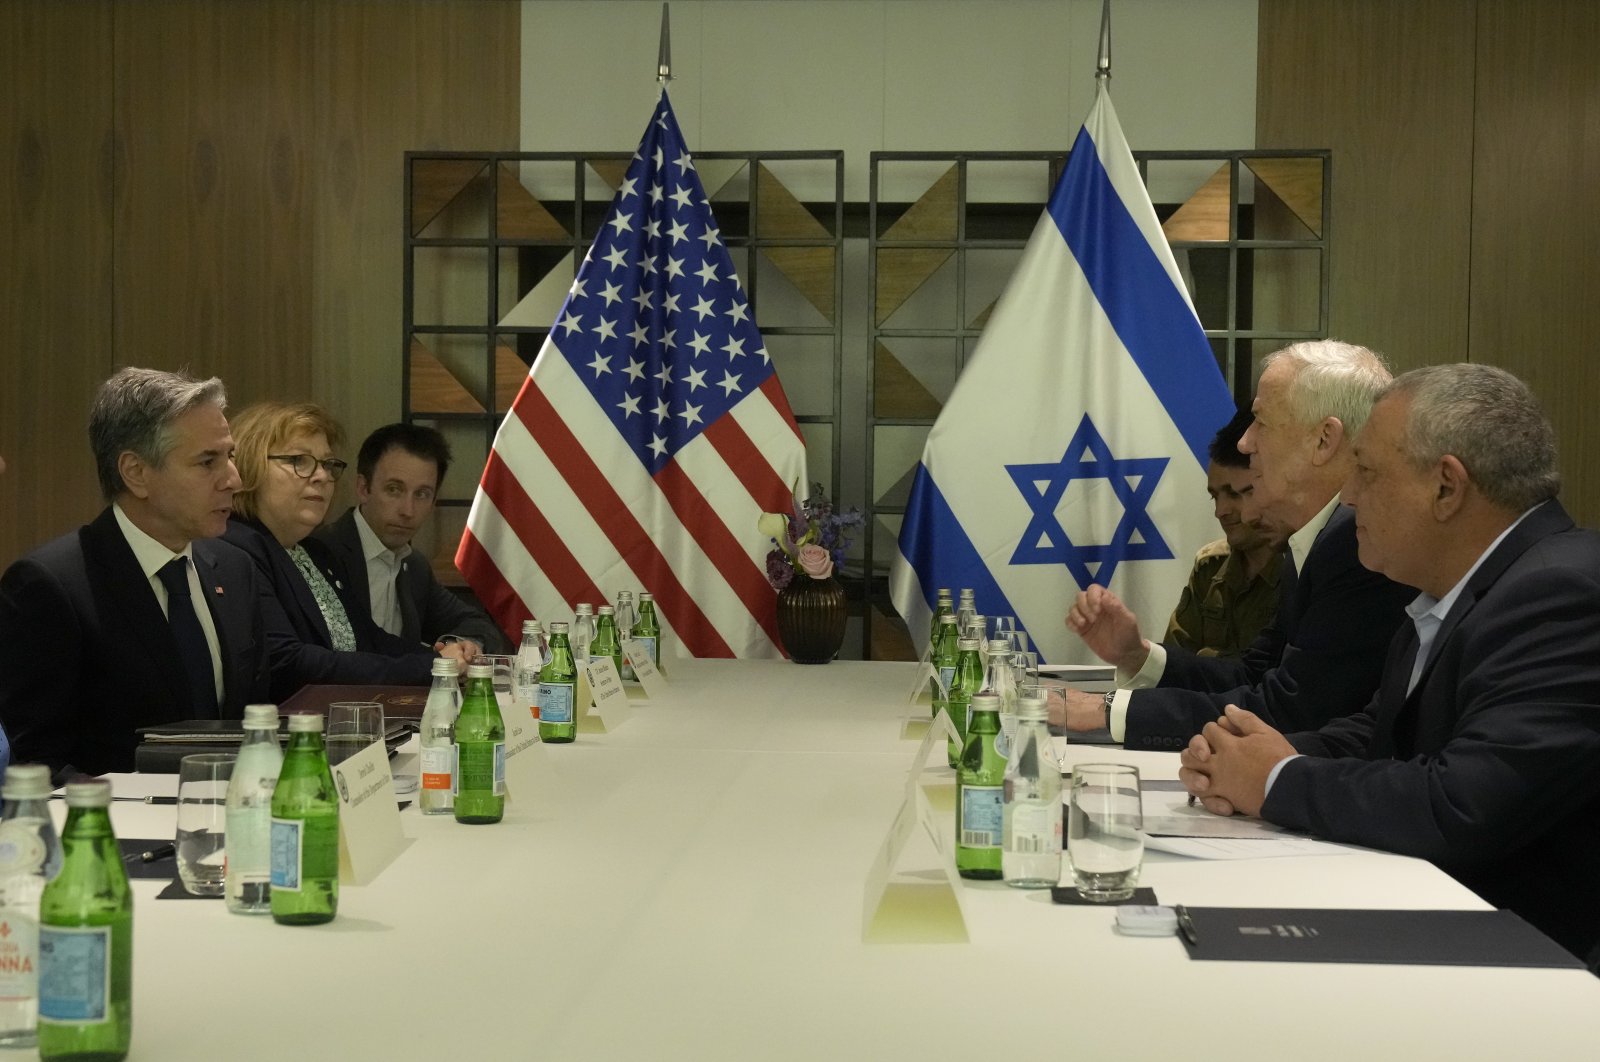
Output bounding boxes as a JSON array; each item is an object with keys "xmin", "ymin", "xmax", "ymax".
[
  {"xmin": 1262, "ymin": 340, "xmax": 1392, "ymax": 439},
  {"xmin": 89, "ymin": 367, "xmax": 228, "ymax": 500},
  {"xmin": 1381, "ymin": 363, "xmax": 1559, "ymax": 511}
]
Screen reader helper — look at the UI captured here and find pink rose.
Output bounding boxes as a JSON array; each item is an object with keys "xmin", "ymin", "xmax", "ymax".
[{"xmin": 797, "ymin": 543, "xmax": 833, "ymax": 580}]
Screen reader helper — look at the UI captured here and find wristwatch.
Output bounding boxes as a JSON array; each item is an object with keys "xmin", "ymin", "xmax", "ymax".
[{"xmin": 1101, "ymin": 691, "xmax": 1114, "ymax": 730}]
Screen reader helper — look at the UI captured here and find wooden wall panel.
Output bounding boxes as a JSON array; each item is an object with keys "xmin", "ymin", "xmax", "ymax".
[
  {"xmin": 1468, "ymin": 0, "xmax": 1600, "ymax": 527},
  {"xmin": 0, "ymin": 2, "xmax": 115, "ymax": 566},
  {"xmin": 112, "ymin": 0, "xmax": 313, "ymax": 407},
  {"xmin": 309, "ymin": 1, "xmax": 519, "ymax": 525},
  {"xmin": 1256, "ymin": 0, "xmax": 1477, "ymax": 374}
]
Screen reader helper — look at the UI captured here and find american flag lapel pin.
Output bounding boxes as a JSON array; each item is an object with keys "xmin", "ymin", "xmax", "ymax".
[{"xmin": 214, "ymin": 586, "xmax": 225, "ymax": 595}]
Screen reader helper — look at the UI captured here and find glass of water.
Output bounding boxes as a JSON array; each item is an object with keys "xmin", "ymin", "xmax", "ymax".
[
  {"xmin": 479, "ymin": 654, "xmax": 517, "ymax": 711},
  {"xmin": 326, "ymin": 701, "xmax": 384, "ymax": 766},
  {"xmin": 1067, "ymin": 762, "xmax": 1143, "ymax": 901},
  {"xmin": 176, "ymin": 752, "xmax": 235, "ymax": 896}
]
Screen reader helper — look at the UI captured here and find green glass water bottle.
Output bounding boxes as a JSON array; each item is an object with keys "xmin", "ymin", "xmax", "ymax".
[
  {"xmin": 945, "ymin": 636, "xmax": 984, "ymax": 768},
  {"xmin": 538, "ymin": 621, "xmax": 579, "ymax": 744},
  {"xmin": 634, "ymin": 592, "xmax": 662, "ymax": 669},
  {"xmin": 929, "ymin": 587, "xmax": 953, "ymax": 645},
  {"xmin": 930, "ymin": 613, "xmax": 960, "ymax": 732},
  {"xmin": 38, "ymin": 779, "xmax": 132, "ymax": 1061},
  {"xmin": 454, "ymin": 661, "xmax": 506, "ymax": 824},
  {"xmin": 270, "ymin": 713, "xmax": 339, "ymax": 925},
  {"xmin": 591, "ymin": 605, "xmax": 622, "ymax": 677},
  {"xmin": 955, "ymin": 692, "xmax": 1005, "ymax": 880}
]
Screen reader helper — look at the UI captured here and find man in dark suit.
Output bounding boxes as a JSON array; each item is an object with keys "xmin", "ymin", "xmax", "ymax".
[
  {"xmin": 0, "ymin": 368, "xmax": 271, "ymax": 774},
  {"xmin": 314, "ymin": 423, "xmax": 506, "ymax": 656},
  {"xmin": 1056, "ymin": 341, "xmax": 1415, "ymax": 750},
  {"xmin": 1182, "ymin": 363, "xmax": 1600, "ymax": 960}
]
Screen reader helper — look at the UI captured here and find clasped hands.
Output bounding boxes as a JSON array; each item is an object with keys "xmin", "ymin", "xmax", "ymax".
[
  {"xmin": 434, "ymin": 638, "xmax": 482, "ymax": 668},
  {"xmin": 1178, "ymin": 705, "xmax": 1296, "ymax": 819}
]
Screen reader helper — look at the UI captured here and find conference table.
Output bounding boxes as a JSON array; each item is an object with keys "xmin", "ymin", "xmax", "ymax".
[{"xmin": 57, "ymin": 660, "xmax": 1600, "ymax": 1059}]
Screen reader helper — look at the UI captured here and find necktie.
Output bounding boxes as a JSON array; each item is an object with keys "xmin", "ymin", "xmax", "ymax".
[{"xmin": 157, "ymin": 557, "xmax": 219, "ymax": 716}]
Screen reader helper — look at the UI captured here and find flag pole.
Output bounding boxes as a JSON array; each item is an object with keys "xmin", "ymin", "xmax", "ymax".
[
  {"xmin": 657, "ymin": 3, "xmax": 673, "ymax": 85},
  {"xmin": 1096, "ymin": 0, "xmax": 1112, "ymax": 84}
]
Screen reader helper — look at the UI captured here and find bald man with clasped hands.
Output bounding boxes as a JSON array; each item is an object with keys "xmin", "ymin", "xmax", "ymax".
[{"xmin": 1181, "ymin": 364, "xmax": 1600, "ymax": 962}]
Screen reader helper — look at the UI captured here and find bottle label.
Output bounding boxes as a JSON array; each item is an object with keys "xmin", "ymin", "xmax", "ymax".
[
  {"xmin": 1006, "ymin": 803, "xmax": 1061, "ymax": 854},
  {"xmin": 37, "ymin": 925, "xmax": 109, "ymax": 1024},
  {"xmin": 0, "ymin": 822, "xmax": 46, "ymax": 877},
  {"xmin": 937, "ymin": 665, "xmax": 955, "ymax": 698},
  {"xmin": 457, "ymin": 742, "xmax": 507, "ymax": 796},
  {"xmin": 959, "ymin": 785, "xmax": 1003, "ymax": 849},
  {"xmin": 538, "ymin": 681, "xmax": 575, "ymax": 723},
  {"xmin": 269, "ymin": 815, "xmax": 337, "ymax": 889},
  {"xmin": 419, "ymin": 745, "xmax": 453, "ymax": 791},
  {"xmin": 634, "ymin": 636, "xmax": 657, "ymax": 664},
  {"xmin": 0, "ymin": 910, "xmax": 38, "ymax": 1004},
  {"xmin": 224, "ymin": 806, "xmax": 269, "ymax": 880}
]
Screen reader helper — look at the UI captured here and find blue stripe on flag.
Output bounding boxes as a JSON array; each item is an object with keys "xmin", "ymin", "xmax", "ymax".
[
  {"xmin": 900, "ymin": 463, "xmax": 1022, "ymax": 636},
  {"xmin": 1048, "ymin": 127, "xmax": 1230, "ymax": 468}
]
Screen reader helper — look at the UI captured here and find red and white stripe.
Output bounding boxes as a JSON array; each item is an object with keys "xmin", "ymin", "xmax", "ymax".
[{"xmin": 457, "ymin": 339, "xmax": 807, "ymax": 659}]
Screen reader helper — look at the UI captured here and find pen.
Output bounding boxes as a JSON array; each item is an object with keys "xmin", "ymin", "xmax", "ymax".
[
  {"xmin": 143, "ymin": 796, "xmax": 177, "ymax": 805},
  {"xmin": 1174, "ymin": 904, "xmax": 1199, "ymax": 947},
  {"xmin": 140, "ymin": 843, "xmax": 176, "ymax": 863},
  {"xmin": 1187, "ymin": 793, "xmax": 1196, "ymax": 807}
]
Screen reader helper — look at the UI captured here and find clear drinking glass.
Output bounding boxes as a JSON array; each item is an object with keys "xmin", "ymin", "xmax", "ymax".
[
  {"xmin": 479, "ymin": 654, "xmax": 517, "ymax": 712},
  {"xmin": 325, "ymin": 701, "xmax": 384, "ymax": 766},
  {"xmin": 176, "ymin": 752, "xmax": 235, "ymax": 896},
  {"xmin": 1067, "ymin": 762, "xmax": 1143, "ymax": 901}
]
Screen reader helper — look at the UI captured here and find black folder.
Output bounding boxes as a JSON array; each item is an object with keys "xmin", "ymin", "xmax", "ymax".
[{"xmin": 1176, "ymin": 906, "xmax": 1582, "ymax": 969}]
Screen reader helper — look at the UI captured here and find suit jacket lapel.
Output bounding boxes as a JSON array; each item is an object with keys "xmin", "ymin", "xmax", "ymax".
[
  {"xmin": 191, "ymin": 542, "xmax": 241, "ymax": 711},
  {"xmin": 275, "ymin": 538, "xmax": 332, "ymax": 646},
  {"xmin": 398, "ymin": 559, "xmax": 421, "ymax": 643},
  {"xmin": 331, "ymin": 510, "xmax": 370, "ymax": 610},
  {"xmin": 81, "ymin": 509, "xmax": 195, "ymax": 714}
]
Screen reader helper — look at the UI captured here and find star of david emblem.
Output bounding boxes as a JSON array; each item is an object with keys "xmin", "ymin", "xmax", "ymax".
[{"xmin": 1006, "ymin": 414, "xmax": 1173, "ymax": 587}]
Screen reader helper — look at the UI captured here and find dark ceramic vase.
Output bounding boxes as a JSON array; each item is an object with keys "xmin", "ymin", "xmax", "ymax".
[{"xmin": 776, "ymin": 576, "xmax": 848, "ymax": 664}]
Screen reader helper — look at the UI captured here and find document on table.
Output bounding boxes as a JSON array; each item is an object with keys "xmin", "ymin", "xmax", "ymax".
[{"xmin": 1141, "ymin": 794, "xmax": 1350, "ymax": 859}]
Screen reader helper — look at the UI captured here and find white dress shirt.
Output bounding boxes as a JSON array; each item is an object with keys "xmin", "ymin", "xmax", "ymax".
[
  {"xmin": 1106, "ymin": 493, "xmax": 1345, "ymax": 742},
  {"xmin": 112, "ymin": 504, "xmax": 224, "ymax": 702},
  {"xmin": 355, "ymin": 507, "xmax": 411, "ymax": 638}
]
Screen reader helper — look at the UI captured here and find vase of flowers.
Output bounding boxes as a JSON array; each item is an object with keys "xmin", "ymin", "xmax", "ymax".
[{"xmin": 760, "ymin": 486, "xmax": 863, "ymax": 664}]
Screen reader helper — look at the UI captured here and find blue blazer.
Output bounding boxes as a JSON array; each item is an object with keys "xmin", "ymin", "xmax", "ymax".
[
  {"xmin": 1124, "ymin": 503, "xmax": 1416, "ymax": 750},
  {"xmin": 222, "ymin": 516, "xmax": 433, "ymax": 700},
  {"xmin": 0, "ymin": 507, "xmax": 270, "ymax": 773},
  {"xmin": 1266, "ymin": 499, "xmax": 1600, "ymax": 960}
]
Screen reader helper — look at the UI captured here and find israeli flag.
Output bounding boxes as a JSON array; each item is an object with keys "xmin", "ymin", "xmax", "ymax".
[{"xmin": 891, "ymin": 82, "xmax": 1234, "ymax": 665}]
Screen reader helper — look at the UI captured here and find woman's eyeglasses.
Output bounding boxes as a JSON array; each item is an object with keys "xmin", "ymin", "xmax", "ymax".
[{"xmin": 268, "ymin": 454, "xmax": 349, "ymax": 481}]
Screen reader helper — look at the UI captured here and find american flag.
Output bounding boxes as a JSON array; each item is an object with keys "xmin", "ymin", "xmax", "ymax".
[{"xmin": 457, "ymin": 92, "xmax": 808, "ymax": 658}]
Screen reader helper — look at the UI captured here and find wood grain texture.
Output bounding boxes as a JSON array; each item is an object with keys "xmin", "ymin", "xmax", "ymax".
[
  {"xmin": 0, "ymin": 1, "xmax": 115, "ymax": 566},
  {"xmin": 1257, "ymin": 0, "xmax": 1476, "ymax": 374},
  {"xmin": 112, "ymin": 0, "xmax": 313, "ymax": 407},
  {"xmin": 1469, "ymin": 0, "xmax": 1600, "ymax": 526}
]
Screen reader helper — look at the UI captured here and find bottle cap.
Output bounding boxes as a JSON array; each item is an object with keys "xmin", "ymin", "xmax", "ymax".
[
  {"xmin": 959, "ymin": 588, "xmax": 974, "ymax": 601},
  {"xmin": 467, "ymin": 661, "xmax": 495, "ymax": 679},
  {"xmin": 639, "ymin": 592, "xmax": 654, "ymax": 603},
  {"xmin": 937, "ymin": 588, "xmax": 952, "ymax": 599},
  {"xmin": 970, "ymin": 692, "xmax": 1001, "ymax": 713},
  {"xmin": 1016, "ymin": 691, "xmax": 1048, "ymax": 721},
  {"xmin": 1, "ymin": 764, "xmax": 51, "ymax": 800},
  {"xmin": 576, "ymin": 603, "xmax": 593, "ymax": 615},
  {"xmin": 987, "ymin": 638, "xmax": 1011, "ymax": 653},
  {"xmin": 63, "ymin": 778, "xmax": 113, "ymax": 807},
  {"xmin": 618, "ymin": 590, "xmax": 634, "ymax": 601},
  {"xmin": 522, "ymin": 619, "xmax": 540, "ymax": 634},
  {"xmin": 242, "ymin": 703, "xmax": 280, "ymax": 729},
  {"xmin": 939, "ymin": 614, "xmax": 958, "ymax": 627},
  {"xmin": 431, "ymin": 657, "xmax": 461, "ymax": 677},
  {"xmin": 286, "ymin": 713, "xmax": 325, "ymax": 733},
  {"xmin": 548, "ymin": 621, "xmax": 569, "ymax": 633},
  {"xmin": 598, "ymin": 605, "xmax": 615, "ymax": 616},
  {"xmin": 957, "ymin": 636, "xmax": 982, "ymax": 651}
]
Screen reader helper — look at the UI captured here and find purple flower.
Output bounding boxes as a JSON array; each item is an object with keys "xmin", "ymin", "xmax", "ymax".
[{"xmin": 765, "ymin": 548, "xmax": 795, "ymax": 590}]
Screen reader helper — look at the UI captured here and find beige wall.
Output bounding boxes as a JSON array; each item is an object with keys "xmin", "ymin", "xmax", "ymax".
[
  {"xmin": 0, "ymin": 0, "xmax": 519, "ymax": 567},
  {"xmin": 1258, "ymin": 0, "xmax": 1600, "ymax": 524}
]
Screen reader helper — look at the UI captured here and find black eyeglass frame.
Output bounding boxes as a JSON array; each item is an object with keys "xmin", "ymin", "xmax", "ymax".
[{"xmin": 267, "ymin": 453, "xmax": 349, "ymax": 481}]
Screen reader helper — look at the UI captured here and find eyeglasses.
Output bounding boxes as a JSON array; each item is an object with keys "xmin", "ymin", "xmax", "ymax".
[{"xmin": 268, "ymin": 453, "xmax": 348, "ymax": 481}]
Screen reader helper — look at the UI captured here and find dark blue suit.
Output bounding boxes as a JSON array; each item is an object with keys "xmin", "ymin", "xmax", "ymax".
[
  {"xmin": 222, "ymin": 516, "xmax": 433, "ymax": 700},
  {"xmin": 1265, "ymin": 499, "xmax": 1600, "ymax": 960},
  {"xmin": 0, "ymin": 507, "xmax": 270, "ymax": 773},
  {"xmin": 1124, "ymin": 504, "xmax": 1416, "ymax": 750}
]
